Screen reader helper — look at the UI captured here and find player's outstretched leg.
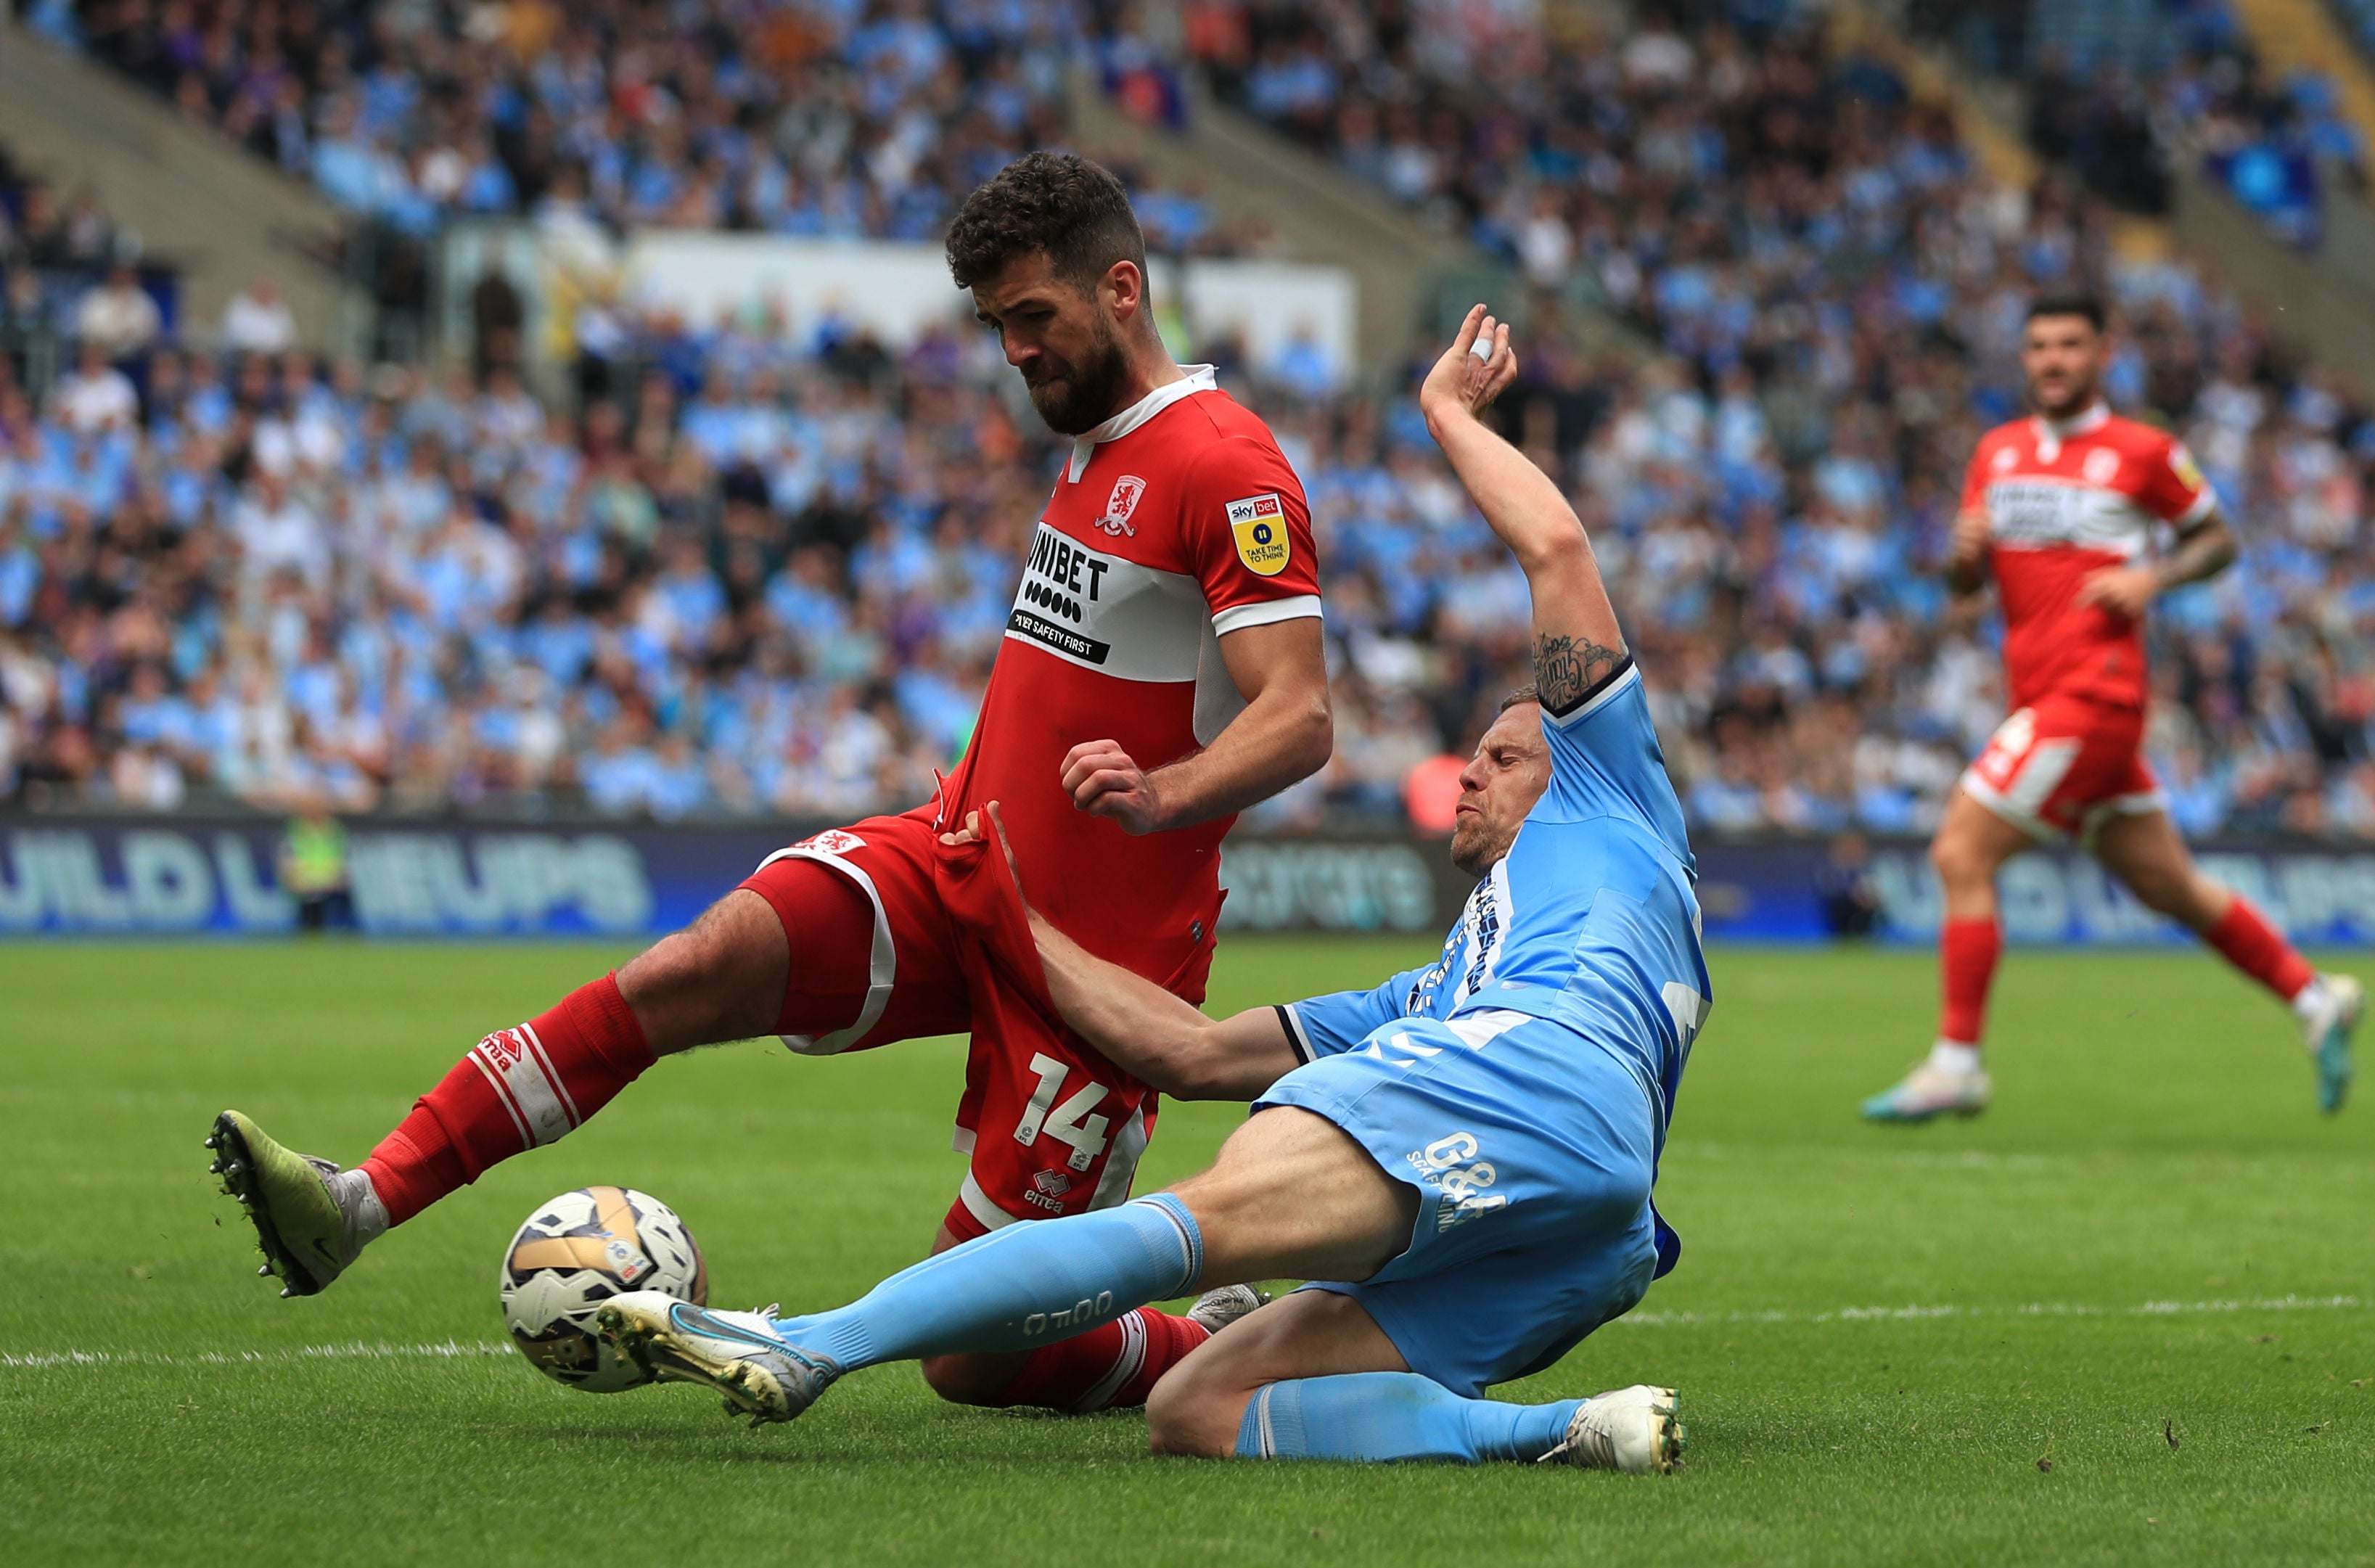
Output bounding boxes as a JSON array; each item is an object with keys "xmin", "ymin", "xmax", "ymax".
[
  {"xmin": 210, "ymin": 890, "xmax": 792, "ymax": 1295},
  {"xmin": 597, "ymin": 1190, "xmax": 1211, "ymax": 1424},
  {"xmin": 598, "ymin": 1109, "xmax": 1404, "ymax": 1427},
  {"xmin": 2094, "ymin": 811, "xmax": 2365, "ymax": 1114}
]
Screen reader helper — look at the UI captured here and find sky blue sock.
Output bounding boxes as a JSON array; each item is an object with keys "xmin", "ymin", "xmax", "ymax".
[
  {"xmin": 770, "ymin": 1193, "xmax": 1201, "ymax": 1371},
  {"xmin": 1235, "ymin": 1374, "xmax": 1583, "ymax": 1464}
]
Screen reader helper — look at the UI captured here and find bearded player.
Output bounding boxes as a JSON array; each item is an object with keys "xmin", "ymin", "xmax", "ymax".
[
  {"xmin": 591, "ymin": 305, "xmax": 1696, "ymax": 1474},
  {"xmin": 206, "ymin": 152, "xmax": 1332, "ymax": 1413},
  {"xmin": 1862, "ymin": 295, "xmax": 2362, "ymax": 1123}
]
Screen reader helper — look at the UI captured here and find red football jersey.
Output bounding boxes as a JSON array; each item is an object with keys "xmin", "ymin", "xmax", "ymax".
[
  {"xmin": 1961, "ymin": 403, "xmax": 2215, "ymax": 711},
  {"xmin": 939, "ymin": 366, "xmax": 1322, "ymax": 992}
]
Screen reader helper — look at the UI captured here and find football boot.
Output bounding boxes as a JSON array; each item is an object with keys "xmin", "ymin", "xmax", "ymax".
[
  {"xmin": 1859, "ymin": 1062, "xmax": 1991, "ymax": 1123},
  {"xmin": 596, "ymin": 1293, "xmax": 842, "ymax": 1427},
  {"xmin": 1539, "ymin": 1384, "xmax": 1684, "ymax": 1474},
  {"xmin": 206, "ymin": 1110, "xmax": 386, "ymax": 1297}
]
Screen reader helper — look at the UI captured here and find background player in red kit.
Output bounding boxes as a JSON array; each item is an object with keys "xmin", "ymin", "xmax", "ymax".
[
  {"xmin": 1862, "ymin": 295, "xmax": 2363, "ymax": 1123},
  {"xmin": 206, "ymin": 153, "xmax": 1334, "ymax": 1413}
]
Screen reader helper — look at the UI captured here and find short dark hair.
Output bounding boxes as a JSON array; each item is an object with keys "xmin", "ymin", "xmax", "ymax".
[
  {"xmin": 1498, "ymin": 684, "xmax": 1541, "ymax": 713},
  {"xmin": 2025, "ymin": 292, "xmax": 2106, "ymax": 332},
  {"xmin": 945, "ymin": 152, "xmax": 1147, "ymax": 293}
]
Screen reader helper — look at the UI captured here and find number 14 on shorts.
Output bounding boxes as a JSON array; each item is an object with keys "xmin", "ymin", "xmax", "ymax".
[{"xmin": 1012, "ymin": 1054, "xmax": 1112, "ymax": 1173}]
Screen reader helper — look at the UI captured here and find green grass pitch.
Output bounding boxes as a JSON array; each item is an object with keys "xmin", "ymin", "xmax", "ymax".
[{"xmin": 4, "ymin": 937, "xmax": 2373, "ymax": 1565}]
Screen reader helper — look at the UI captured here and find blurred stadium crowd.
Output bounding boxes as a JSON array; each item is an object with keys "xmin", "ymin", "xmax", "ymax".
[{"xmin": 2, "ymin": 0, "xmax": 2371, "ymax": 838}]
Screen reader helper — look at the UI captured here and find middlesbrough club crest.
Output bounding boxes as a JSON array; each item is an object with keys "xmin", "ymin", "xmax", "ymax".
[{"xmin": 1098, "ymin": 475, "xmax": 1147, "ymax": 536}]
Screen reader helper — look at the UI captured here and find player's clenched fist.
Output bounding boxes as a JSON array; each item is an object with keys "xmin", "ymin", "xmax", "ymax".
[
  {"xmin": 2072, "ymin": 563, "xmax": 2158, "ymax": 620},
  {"xmin": 1062, "ymin": 739, "xmax": 1164, "ymax": 834}
]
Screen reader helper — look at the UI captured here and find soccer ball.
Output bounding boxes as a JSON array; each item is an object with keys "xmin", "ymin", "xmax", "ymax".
[{"xmin": 500, "ymin": 1186, "xmax": 707, "ymax": 1392}]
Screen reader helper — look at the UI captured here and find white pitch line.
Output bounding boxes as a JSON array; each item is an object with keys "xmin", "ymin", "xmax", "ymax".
[
  {"xmin": 4, "ymin": 1294, "xmax": 2364, "ymax": 1369},
  {"xmin": 0, "ymin": 1339, "xmax": 516, "ymax": 1371},
  {"xmin": 1618, "ymin": 1293, "xmax": 2363, "ymax": 1329}
]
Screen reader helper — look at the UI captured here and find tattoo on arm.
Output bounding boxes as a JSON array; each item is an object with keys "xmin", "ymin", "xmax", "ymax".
[
  {"xmin": 1533, "ymin": 631, "xmax": 1625, "ymax": 713},
  {"xmin": 2154, "ymin": 519, "xmax": 2237, "ymax": 592}
]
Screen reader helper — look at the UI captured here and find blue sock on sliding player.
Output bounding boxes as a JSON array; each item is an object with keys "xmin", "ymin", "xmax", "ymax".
[
  {"xmin": 769, "ymin": 1193, "xmax": 1202, "ymax": 1371},
  {"xmin": 1235, "ymin": 1374, "xmax": 1582, "ymax": 1464}
]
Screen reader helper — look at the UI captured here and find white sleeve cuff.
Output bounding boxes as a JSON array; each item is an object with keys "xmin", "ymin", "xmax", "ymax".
[
  {"xmin": 1213, "ymin": 594, "xmax": 1323, "ymax": 636},
  {"xmin": 2174, "ymin": 487, "xmax": 2218, "ymax": 528},
  {"xmin": 1278, "ymin": 1004, "xmax": 1316, "ymax": 1064}
]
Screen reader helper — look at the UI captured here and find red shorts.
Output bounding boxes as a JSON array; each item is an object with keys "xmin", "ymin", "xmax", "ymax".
[
  {"xmin": 1959, "ymin": 694, "xmax": 2165, "ymax": 842},
  {"xmin": 737, "ymin": 809, "xmax": 1169, "ymax": 1241}
]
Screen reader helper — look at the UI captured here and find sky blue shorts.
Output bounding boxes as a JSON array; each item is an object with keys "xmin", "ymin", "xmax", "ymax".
[{"xmin": 1253, "ymin": 1009, "xmax": 1662, "ymax": 1398}]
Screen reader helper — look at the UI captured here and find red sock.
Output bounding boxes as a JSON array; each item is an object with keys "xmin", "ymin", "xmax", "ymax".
[
  {"xmin": 361, "ymin": 974, "xmax": 654, "ymax": 1226},
  {"xmin": 989, "ymin": 1309, "xmax": 1211, "ymax": 1412},
  {"xmin": 1938, "ymin": 916, "xmax": 2003, "ymax": 1046},
  {"xmin": 2204, "ymin": 898, "xmax": 2314, "ymax": 1003}
]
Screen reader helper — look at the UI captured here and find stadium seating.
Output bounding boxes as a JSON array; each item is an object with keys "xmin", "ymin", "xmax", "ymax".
[
  {"xmin": 1192, "ymin": 1, "xmax": 2375, "ymax": 837},
  {"xmin": 4, "ymin": 3, "xmax": 2370, "ymax": 840}
]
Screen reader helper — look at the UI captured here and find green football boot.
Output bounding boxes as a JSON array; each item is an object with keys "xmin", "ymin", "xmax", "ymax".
[{"xmin": 205, "ymin": 1110, "xmax": 387, "ymax": 1297}]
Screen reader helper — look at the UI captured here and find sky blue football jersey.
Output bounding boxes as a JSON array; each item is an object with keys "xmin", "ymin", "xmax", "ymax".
[{"xmin": 1280, "ymin": 659, "xmax": 1712, "ymax": 1141}]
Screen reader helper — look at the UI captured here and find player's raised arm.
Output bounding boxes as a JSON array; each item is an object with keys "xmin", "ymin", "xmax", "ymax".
[{"xmin": 1419, "ymin": 306, "xmax": 1628, "ymax": 710}]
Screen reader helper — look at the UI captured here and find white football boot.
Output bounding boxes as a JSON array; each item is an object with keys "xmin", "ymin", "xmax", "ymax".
[
  {"xmin": 2300, "ymin": 974, "xmax": 2364, "ymax": 1115},
  {"xmin": 596, "ymin": 1292, "xmax": 842, "ymax": 1427},
  {"xmin": 1539, "ymin": 1384, "xmax": 1685, "ymax": 1474},
  {"xmin": 1186, "ymin": 1284, "xmax": 1271, "ymax": 1333},
  {"xmin": 1860, "ymin": 1062, "xmax": 1992, "ymax": 1123}
]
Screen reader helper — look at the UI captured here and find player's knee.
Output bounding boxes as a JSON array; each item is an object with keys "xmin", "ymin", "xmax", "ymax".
[
  {"xmin": 919, "ymin": 1353, "xmax": 1012, "ymax": 1407},
  {"xmin": 1144, "ymin": 1369, "xmax": 1241, "ymax": 1458},
  {"xmin": 1929, "ymin": 827, "xmax": 1987, "ymax": 889},
  {"xmin": 617, "ymin": 892, "xmax": 784, "ymax": 1051}
]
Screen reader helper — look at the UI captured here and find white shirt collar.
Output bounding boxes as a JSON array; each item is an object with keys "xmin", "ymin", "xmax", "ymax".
[
  {"xmin": 2033, "ymin": 401, "xmax": 2109, "ymax": 448},
  {"xmin": 1065, "ymin": 364, "xmax": 1216, "ymax": 483},
  {"xmin": 2031, "ymin": 401, "xmax": 2109, "ymax": 459}
]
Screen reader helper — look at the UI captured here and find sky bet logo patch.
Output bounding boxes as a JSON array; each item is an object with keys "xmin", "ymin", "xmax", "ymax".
[{"xmin": 1226, "ymin": 493, "xmax": 1291, "ymax": 577}]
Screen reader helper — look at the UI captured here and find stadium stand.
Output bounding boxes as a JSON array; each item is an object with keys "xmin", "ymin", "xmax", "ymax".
[
  {"xmin": 1909, "ymin": 0, "xmax": 2363, "ymax": 242},
  {"xmin": 1186, "ymin": 1, "xmax": 2375, "ymax": 837},
  {"xmin": 1, "ymin": 1, "xmax": 2369, "ymax": 840}
]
